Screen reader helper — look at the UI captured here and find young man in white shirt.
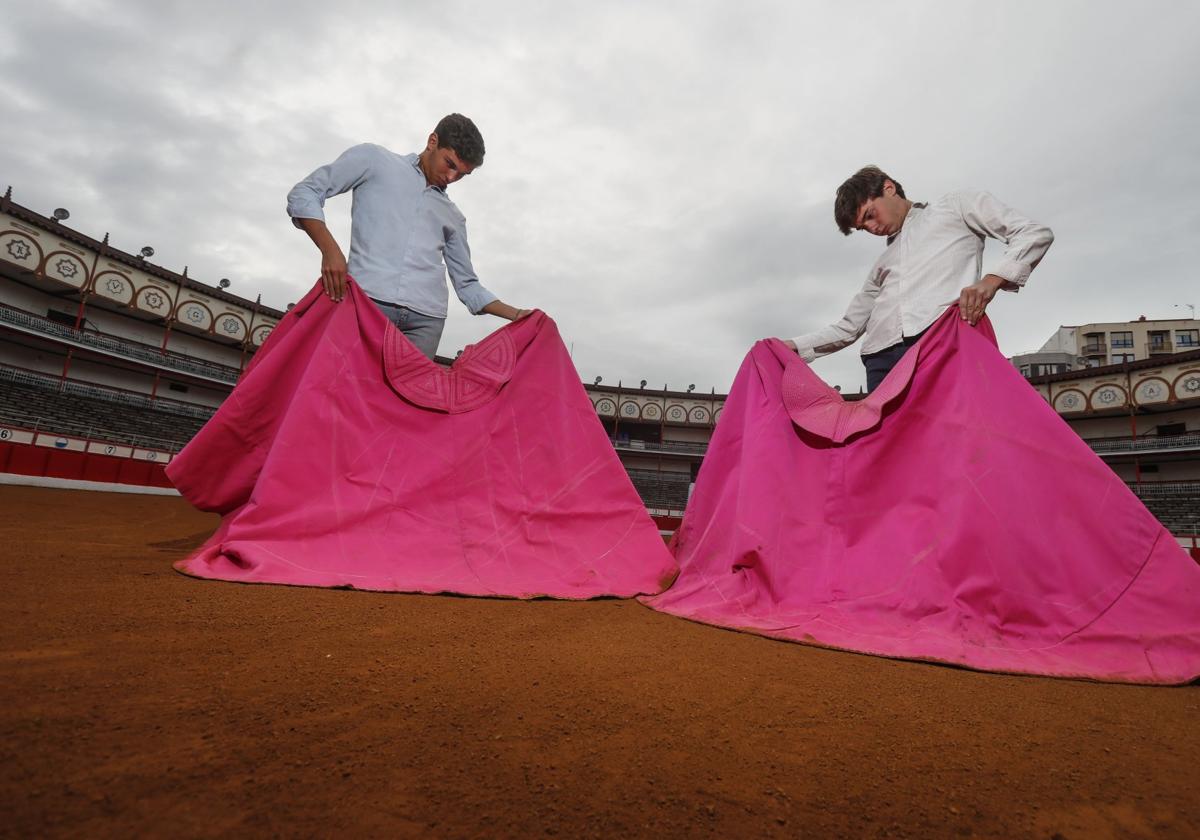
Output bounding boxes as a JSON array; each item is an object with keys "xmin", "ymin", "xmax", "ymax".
[
  {"xmin": 287, "ymin": 114, "xmax": 530, "ymax": 359},
  {"xmin": 783, "ymin": 166, "xmax": 1054, "ymax": 391}
]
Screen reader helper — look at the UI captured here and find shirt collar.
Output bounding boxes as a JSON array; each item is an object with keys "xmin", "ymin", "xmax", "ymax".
[
  {"xmin": 410, "ymin": 153, "xmax": 445, "ymax": 192},
  {"xmin": 886, "ymin": 201, "xmax": 926, "ymax": 246}
]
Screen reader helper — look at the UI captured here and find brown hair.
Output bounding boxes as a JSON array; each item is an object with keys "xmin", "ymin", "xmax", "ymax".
[
  {"xmin": 434, "ymin": 113, "xmax": 486, "ymax": 166},
  {"xmin": 834, "ymin": 166, "xmax": 906, "ymax": 235}
]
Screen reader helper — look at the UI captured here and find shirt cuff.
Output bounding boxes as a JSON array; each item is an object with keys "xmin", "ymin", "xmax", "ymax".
[
  {"xmin": 789, "ymin": 340, "xmax": 817, "ymax": 363},
  {"xmin": 987, "ymin": 259, "xmax": 1032, "ymax": 289},
  {"xmin": 287, "ymin": 207, "xmax": 326, "ymax": 230},
  {"xmin": 462, "ymin": 288, "xmax": 499, "ymax": 316}
]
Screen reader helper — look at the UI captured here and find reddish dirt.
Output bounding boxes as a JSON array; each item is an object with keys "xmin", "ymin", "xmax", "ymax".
[{"xmin": 1, "ymin": 484, "xmax": 1198, "ymax": 838}]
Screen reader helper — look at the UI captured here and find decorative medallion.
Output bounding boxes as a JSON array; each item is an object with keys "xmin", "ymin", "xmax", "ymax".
[
  {"xmin": 621, "ymin": 403, "xmax": 638, "ymax": 417},
  {"xmin": 1060, "ymin": 393, "xmax": 1080, "ymax": 410},
  {"xmin": 54, "ymin": 258, "xmax": 79, "ymax": 280},
  {"xmin": 184, "ymin": 305, "xmax": 205, "ymax": 324},
  {"xmin": 595, "ymin": 399, "xmax": 616, "ymax": 415},
  {"xmin": 643, "ymin": 404, "xmax": 661, "ymax": 419},
  {"xmin": 1185, "ymin": 376, "xmax": 1200, "ymax": 393},
  {"xmin": 5, "ymin": 239, "xmax": 32, "ymax": 261},
  {"xmin": 1096, "ymin": 387, "xmax": 1121, "ymax": 406},
  {"xmin": 220, "ymin": 317, "xmax": 241, "ymax": 335},
  {"xmin": 105, "ymin": 278, "xmax": 125, "ymax": 295},
  {"xmin": 669, "ymin": 407, "xmax": 684, "ymax": 420},
  {"xmin": 689, "ymin": 407, "xmax": 708, "ymax": 422},
  {"xmin": 144, "ymin": 290, "xmax": 165, "ymax": 310}
]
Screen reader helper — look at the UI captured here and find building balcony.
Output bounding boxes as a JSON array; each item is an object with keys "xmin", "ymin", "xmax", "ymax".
[
  {"xmin": 0, "ymin": 303, "xmax": 241, "ymax": 385},
  {"xmin": 1147, "ymin": 340, "xmax": 1175, "ymax": 355},
  {"xmin": 1087, "ymin": 432, "xmax": 1200, "ymax": 456},
  {"xmin": 611, "ymin": 438, "xmax": 708, "ymax": 456},
  {"xmin": 1081, "ymin": 341, "xmax": 1107, "ymax": 355}
]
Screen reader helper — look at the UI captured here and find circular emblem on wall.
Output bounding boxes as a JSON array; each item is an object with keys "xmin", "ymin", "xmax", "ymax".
[
  {"xmin": 54, "ymin": 258, "xmax": 79, "ymax": 280},
  {"xmin": 669, "ymin": 407, "xmax": 684, "ymax": 420},
  {"xmin": 184, "ymin": 305, "xmax": 205, "ymax": 324},
  {"xmin": 1060, "ymin": 393, "xmax": 1080, "ymax": 410},
  {"xmin": 220, "ymin": 317, "xmax": 240, "ymax": 335},
  {"xmin": 1185, "ymin": 376, "xmax": 1200, "ymax": 393},
  {"xmin": 689, "ymin": 407, "xmax": 708, "ymax": 423},
  {"xmin": 621, "ymin": 403, "xmax": 638, "ymax": 417},
  {"xmin": 643, "ymin": 404, "xmax": 660, "ymax": 419},
  {"xmin": 144, "ymin": 290, "xmax": 165, "ymax": 309},
  {"xmin": 105, "ymin": 277, "xmax": 125, "ymax": 295},
  {"xmin": 1138, "ymin": 382, "xmax": 1162, "ymax": 401},
  {"xmin": 54, "ymin": 437, "xmax": 68, "ymax": 448},
  {"xmin": 5, "ymin": 239, "xmax": 32, "ymax": 261},
  {"xmin": 1096, "ymin": 387, "xmax": 1121, "ymax": 406},
  {"xmin": 595, "ymin": 398, "xmax": 616, "ymax": 415}
]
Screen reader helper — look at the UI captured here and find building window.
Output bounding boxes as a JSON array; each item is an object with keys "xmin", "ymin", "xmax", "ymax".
[
  {"xmin": 1147, "ymin": 330, "xmax": 1171, "ymax": 353},
  {"xmin": 1081, "ymin": 332, "xmax": 1107, "ymax": 355},
  {"xmin": 1111, "ymin": 353, "xmax": 1135, "ymax": 364},
  {"xmin": 1156, "ymin": 423, "xmax": 1187, "ymax": 436},
  {"xmin": 1110, "ymin": 331, "xmax": 1133, "ymax": 348},
  {"xmin": 167, "ymin": 382, "xmax": 189, "ymax": 393},
  {"xmin": 1176, "ymin": 329, "xmax": 1199, "ymax": 348}
]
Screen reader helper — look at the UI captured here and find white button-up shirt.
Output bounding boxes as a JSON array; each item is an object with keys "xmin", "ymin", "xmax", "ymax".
[
  {"xmin": 286, "ymin": 143, "xmax": 497, "ymax": 318},
  {"xmin": 791, "ymin": 190, "xmax": 1054, "ymax": 360}
]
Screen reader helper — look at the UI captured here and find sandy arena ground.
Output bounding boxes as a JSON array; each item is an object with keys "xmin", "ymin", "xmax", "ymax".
[{"xmin": 1, "ymin": 484, "xmax": 1198, "ymax": 838}]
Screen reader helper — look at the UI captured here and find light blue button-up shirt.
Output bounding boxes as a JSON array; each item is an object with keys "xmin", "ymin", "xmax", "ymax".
[{"xmin": 286, "ymin": 143, "xmax": 497, "ymax": 318}]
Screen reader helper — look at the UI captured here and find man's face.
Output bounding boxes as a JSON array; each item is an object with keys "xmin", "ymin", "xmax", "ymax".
[
  {"xmin": 421, "ymin": 133, "xmax": 476, "ymax": 188},
  {"xmin": 853, "ymin": 180, "xmax": 909, "ymax": 237}
]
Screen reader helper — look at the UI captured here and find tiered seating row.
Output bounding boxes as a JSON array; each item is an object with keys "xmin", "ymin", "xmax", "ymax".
[{"xmin": 0, "ymin": 373, "xmax": 210, "ymax": 452}]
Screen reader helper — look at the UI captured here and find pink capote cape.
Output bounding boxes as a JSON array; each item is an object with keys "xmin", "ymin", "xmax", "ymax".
[
  {"xmin": 168, "ymin": 281, "xmax": 677, "ymax": 599},
  {"xmin": 644, "ymin": 309, "xmax": 1200, "ymax": 684}
]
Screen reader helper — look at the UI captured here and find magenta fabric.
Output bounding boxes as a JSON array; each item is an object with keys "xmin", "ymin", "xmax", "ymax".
[
  {"xmin": 645, "ymin": 309, "xmax": 1200, "ymax": 684},
  {"xmin": 168, "ymin": 281, "xmax": 677, "ymax": 599}
]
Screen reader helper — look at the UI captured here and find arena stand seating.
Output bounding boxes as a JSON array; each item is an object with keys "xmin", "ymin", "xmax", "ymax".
[{"xmin": 0, "ymin": 365, "xmax": 210, "ymax": 451}]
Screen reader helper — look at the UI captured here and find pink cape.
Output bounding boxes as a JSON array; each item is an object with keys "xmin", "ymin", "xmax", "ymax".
[
  {"xmin": 168, "ymin": 281, "xmax": 677, "ymax": 599},
  {"xmin": 644, "ymin": 309, "xmax": 1200, "ymax": 684}
]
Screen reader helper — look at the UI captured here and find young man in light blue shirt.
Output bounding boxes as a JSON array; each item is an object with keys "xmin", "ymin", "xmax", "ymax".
[{"xmin": 287, "ymin": 114, "xmax": 530, "ymax": 358}]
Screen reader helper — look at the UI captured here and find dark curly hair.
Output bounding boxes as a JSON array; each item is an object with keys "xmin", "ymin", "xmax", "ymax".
[
  {"xmin": 434, "ymin": 113, "xmax": 485, "ymax": 166},
  {"xmin": 834, "ymin": 166, "xmax": 905, "ymax": 235}
]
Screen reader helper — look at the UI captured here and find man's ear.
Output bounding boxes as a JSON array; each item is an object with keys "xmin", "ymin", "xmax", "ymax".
[
  {"xmin": 426, "ymin": 132, "xmax": 439, "ymax": 152},
  {"xmin": 882, "ymin": 179, "xmax": 896, "ymax": 197}
]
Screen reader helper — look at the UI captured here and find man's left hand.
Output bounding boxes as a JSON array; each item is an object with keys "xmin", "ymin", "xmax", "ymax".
[{"xmin": 958, "ymin": 275, "xmax": 1006, "ymax": 325}]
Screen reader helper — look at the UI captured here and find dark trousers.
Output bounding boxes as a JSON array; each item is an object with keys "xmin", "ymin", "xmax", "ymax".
[{"xmin": 863, "ymin": 332, "xmax": 925, "ymax": 393}]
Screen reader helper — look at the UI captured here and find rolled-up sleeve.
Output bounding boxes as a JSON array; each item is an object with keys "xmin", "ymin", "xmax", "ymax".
[
  {"xmin": 443, "ymin": 219, "xmax": 498, "ymax": 315},
  {"xmin": 286, "ymin": 143, "xmax": 377, "ymax": 229},
  {"xmin": 790, "ymin": 272, "xmax": 882, "ymax": 362},
  {"xmin": 959, "ymin": 190, "xmax": 1054, "ymax": 289}
]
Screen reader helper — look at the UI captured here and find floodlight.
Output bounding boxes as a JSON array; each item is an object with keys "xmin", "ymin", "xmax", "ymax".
[
  {"xmin": 139, "ymin": 246, "xmax": 155, "ymax": 259},
  {"xmin": 51, "ymin": 208, "xmax": 70, "ymax": 221}
]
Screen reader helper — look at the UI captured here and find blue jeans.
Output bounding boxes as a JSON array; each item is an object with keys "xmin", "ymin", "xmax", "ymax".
[
  {"xmin": 370, "ymin": 299, "xmax": 445, "ymax": 360},
  {"xmin": 862, "ymin": 332, "xmax": 925, "ymax": 393}
]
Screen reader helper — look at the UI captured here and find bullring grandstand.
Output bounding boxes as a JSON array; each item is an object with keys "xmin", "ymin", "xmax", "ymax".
[{"xmin": 0, "ymin": 187, "xmax": 1197, "ymax": 549}]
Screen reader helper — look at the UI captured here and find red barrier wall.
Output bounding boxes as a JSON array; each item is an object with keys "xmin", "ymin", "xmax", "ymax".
[{"xmin": 0, "ymin": 440, "xmax": 172, "ymax": 488}]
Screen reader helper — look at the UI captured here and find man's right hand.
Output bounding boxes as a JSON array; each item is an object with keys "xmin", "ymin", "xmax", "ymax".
[{"xmin": 320, "ymin": 247, "xmax": 349, "ymax": 302}]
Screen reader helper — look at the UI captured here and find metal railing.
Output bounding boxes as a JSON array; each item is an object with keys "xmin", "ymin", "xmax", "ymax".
[
  {"xmin": 0, "ymin": 304, "xmax": 240, "ymax": 384},
  {"xmin": 1081, "ymin": 341, "xmax": 1107, "ymax": 355},
  {"xmin": 612, "ymin": 438, "xmax": 708, "ymax": 455},
  {"xmin": 1087, "ymin": 432, "xmax": 1200, "ymax": 455},
  {"xmin": 1146, "ymin": 339, "xmax": 1174, "ymax": 355},
  {"xmin": 0, "ymin": 413, "xmax": 184, "ymax": 453},
  {"xmin": 0, "ymin": 364, "xmax": 217, "ymax": 420}
]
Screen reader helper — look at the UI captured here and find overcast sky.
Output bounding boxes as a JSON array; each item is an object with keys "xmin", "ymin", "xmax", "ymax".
[{"xmin": 3, "ymin": 1, "xmax": 1198, "ymax": 393}]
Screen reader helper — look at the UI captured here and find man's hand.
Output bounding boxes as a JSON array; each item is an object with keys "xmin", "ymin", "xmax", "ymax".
[
  {"xmin": 778, "ymin": 338, "xmax": 799, "ymax": 352},
  {"xmin": 957, "ymin": 274, "xmax": 1006, "ymax": 325},
  {"xmin": 296, "ymin": 218, "xmax": 349, "ymax": 302},
  {"xmin": 320, "ymin": 247, "xmax": 349, "ymax": 302}
]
